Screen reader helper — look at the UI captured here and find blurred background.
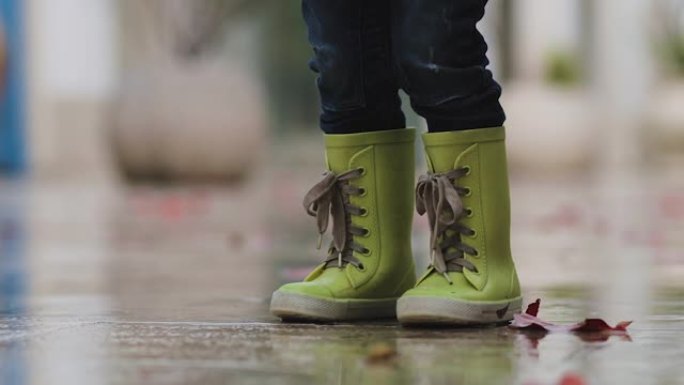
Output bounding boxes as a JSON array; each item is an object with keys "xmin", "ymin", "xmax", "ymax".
[{"xmin": 1, "ymin": 1, "xmax": 684, "ymax": 385}]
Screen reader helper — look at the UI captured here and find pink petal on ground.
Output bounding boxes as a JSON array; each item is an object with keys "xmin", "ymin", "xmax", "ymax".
[
  {"xmin": 510, "ymin": 299, "xmax": 632, "ymax": 336},
  {"xmin": 559, "ymin": 373, "xmax": 587, "ymax": 385},
  {"xmin": 511, "ymin": 312, "xmax": 573, "ymax": 332}
]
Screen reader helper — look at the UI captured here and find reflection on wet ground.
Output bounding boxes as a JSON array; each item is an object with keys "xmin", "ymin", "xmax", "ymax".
[{"xmin": 0, "ymin": 160, "xmax": 683, "ymax": 384}]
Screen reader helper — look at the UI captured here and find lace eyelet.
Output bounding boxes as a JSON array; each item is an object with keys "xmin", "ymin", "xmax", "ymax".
[
  {"xmin": 467, "ymin": 229, "xmax": 477, "ymax": 238},
  {"xmin": 471, "ymin": 249, "xmax": 479, "ymax": 257},
  {"xmin": 359, "ymin": 208, "xmax": 368, "ymax": 217},
  {"xmin": 358, "ymin": 187, "xmax": 367, "ymax": 197},
  {"xmin": 361, "ymin": 228, "xmax": 370, "ymax": 237},
  {"xmin": 463, "ymin": 187, "xmax": 472, "ymax": 197},
  {"xmin": 357, "ymin": 167, "xmax": 366, "ymax": 176},
  {"xmin": 361, "ymin": 247, "xmax": 372, "ymax": 256},
  {"xmin": 465, "ymin": 208, "xmax": 474, "ymax": 218},
  {"xmin": 463, "ymin": 166, "xmax": 471, "ymax": 176},
  {"xmin": 357, "ymin": 263, "xmax": 365, "ymax": 271}
]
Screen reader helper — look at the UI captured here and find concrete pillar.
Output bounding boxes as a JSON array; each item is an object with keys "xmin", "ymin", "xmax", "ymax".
[
  {"xmin": 592, "ymin": 0, "xmax": 654, "ymax": 167},
  {"xmin": 26, "ymin": 0, "xmax": 119, "ymax": 180},
  {"xmin": 513, "ymin": 0, "xmax": 582, "ymax": 81},
  {"xmin": 591, "ymin": 4, "xmax": 653, "ymax": 384}
]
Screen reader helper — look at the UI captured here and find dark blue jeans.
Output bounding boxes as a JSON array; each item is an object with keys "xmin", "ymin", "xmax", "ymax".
[{"xmin": 303, "ymin": 0, "xmax": 505, "ymax": 134}]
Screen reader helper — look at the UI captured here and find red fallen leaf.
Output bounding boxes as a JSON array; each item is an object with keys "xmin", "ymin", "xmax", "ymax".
[
  {"xmin": 525, "ymin": 298, "xmax": 541, "ymax": 316},
  {"xmin": 510, "ymin": 299, "xmax": 632, "ymax": 336},
  {"xmin": 572, "ymin": 319, "xmax": 632, "ymax": 333}
]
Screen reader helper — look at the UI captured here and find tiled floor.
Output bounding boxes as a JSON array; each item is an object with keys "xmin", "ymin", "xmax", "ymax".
[{"xmin": 1, "ymin": 155, "xmax": 683, "ymax": 384}]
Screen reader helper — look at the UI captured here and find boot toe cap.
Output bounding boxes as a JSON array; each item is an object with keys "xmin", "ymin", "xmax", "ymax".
[{"xmin": 275, "ymin": 281, "xmax": 335, "ymax": 300}]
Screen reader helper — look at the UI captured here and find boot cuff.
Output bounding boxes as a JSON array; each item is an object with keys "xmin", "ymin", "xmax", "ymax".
[
  {"xmin": 422, "ymin": 126, "xmax": 505, "ymax": 146},
  {"xmin": 325, "ymin": 128, "xmax": 415, "ymax": 148}
]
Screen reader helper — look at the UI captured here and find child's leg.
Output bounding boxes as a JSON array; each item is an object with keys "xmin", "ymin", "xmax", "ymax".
[
  {"xmin": 393, "ymin": 0, "xmax": 505, "ymax": 132},
  {"xmin": 302, "ymin": 0, "xmax": 405, "ymax": 134},
  {"xmin": 270, "ymin": 0, "xmax": 416, "ymax": 322},
  {"xmin": 394, "ymin": 0, "xmax": 522, "ymax": 326}
]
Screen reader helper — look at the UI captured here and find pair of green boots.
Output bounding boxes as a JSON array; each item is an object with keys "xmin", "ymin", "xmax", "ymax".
[{"xmin": 270, "ymin": 126, "xmax": 522, "ymax": 325}]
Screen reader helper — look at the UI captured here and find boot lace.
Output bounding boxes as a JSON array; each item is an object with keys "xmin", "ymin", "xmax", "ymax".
[
  {"xmin": 415, "ymin": 168, "xmax": 478, "ymax": 283},
  {"xmin": 302, "ymin": 168, "xmax": 369, "ymax": 270}
]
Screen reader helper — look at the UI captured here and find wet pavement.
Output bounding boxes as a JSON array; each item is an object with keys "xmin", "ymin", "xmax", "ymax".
[{"xmin": 1, "ymin": 154, "xmax": 684, "ymax": 384}]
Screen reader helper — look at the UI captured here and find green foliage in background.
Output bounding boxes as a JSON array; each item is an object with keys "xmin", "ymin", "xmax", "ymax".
[
  {"xmin": 653, "ymin": 0, "xmax": 684, "ymax": 78},
  {"xmin": 175, "ymin": 0, "xmax": 320, "ymax": 133},
  {"xmin": 663, "ymin": 35, "xmax": 684, "ymax": 76},
  {"xmin": 543, "ymin": 50, "xmax": 583, "ymax": 87},
  {"xmin": 258, "ymin": 2, "xmax": 319, "ymax": 134}
]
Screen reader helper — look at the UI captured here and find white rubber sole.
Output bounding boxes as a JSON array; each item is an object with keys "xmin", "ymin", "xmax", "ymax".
[
  {"xmin": 270, "ymin": 291, "xmax": 398, "ymax": 322},
  {"xmin": 397, "ymin": 296, "xmax": 523, "ymax": 326}
]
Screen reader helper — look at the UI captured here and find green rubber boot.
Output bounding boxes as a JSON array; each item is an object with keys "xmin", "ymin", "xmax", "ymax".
[
  {"xmin": 397, "ymin": 126, "xmax": 522, "ymax": 325},
  {"xmin": 270, "ymin": 128, "xmax": 417, "ymax": 321}
]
